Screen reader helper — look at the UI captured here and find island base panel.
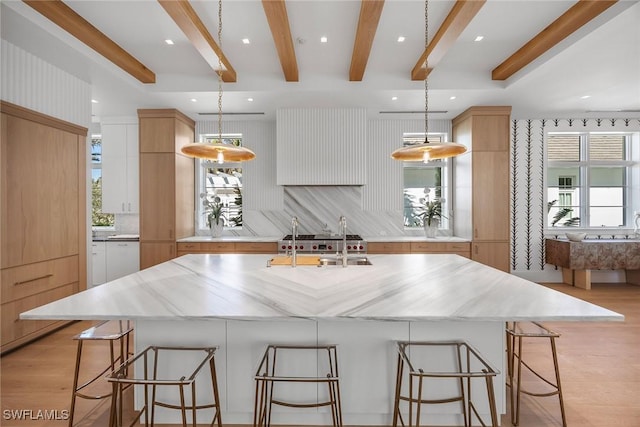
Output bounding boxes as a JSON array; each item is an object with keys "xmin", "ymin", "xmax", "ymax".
[{"xmin": 135, "ymin": 319, "xmax": 504, "ymax": 425}]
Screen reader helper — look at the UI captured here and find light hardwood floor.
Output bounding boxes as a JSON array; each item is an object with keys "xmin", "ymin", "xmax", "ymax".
[{"xmin": 1, "ymin": 283, "xmax": 638, "ymax": 427}]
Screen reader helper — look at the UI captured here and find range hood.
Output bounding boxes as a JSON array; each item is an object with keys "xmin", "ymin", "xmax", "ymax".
[{"xmin": 276, "ymin": 108, "xmax": 367, "ymax": 186}]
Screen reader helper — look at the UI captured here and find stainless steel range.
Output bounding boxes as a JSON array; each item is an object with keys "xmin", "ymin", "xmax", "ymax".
[{"xmin": 278, "ymin": 234, "xmax": 367, "ymax": 255}]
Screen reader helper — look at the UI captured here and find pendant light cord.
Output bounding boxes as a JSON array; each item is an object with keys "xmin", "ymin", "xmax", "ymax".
[
  {"xmin": 424, "ymin": 0, "xmax": 429, "ymax": 143},
  {"xmin": 217, "ymin": 0, "xmax": 223, "ymax": 144}
]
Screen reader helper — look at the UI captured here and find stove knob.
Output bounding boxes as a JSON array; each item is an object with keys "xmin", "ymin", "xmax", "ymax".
[
  {"xmin": 328, "ymin": 245, "xmax": 333, "ymax": 250},
  {"xmin": 313, "ymin": 245, "xmax": 317, "ymax": 250},
  {"xmin": 347, "ymin": 245, "xmax": 352, "ymax": 250},
  {"xmin": 281, "ymin": 245, "xmax": 286, "ymax": 250},
  {"xmin": 359, "ymin": 245, "xmax": 364, "ymax": 250},
  {"xmin": 299, "ymin": 245, "xmax": 304, "ymax": 250},
  {"xmin": 287, "ymin": 245, "xmax": 292, "ymax": 250}
]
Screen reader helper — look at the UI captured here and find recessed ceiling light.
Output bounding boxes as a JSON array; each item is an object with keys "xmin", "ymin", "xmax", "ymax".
[
  {"xmin": 190, "ymin": 98, "xmax": 197, "ymax": 102},
  {"xmin": 391, "ymin": 96, "xmax": 398, "ymax": 101},
  {"xmin": 320, "ymin": 36, "xmax": 328, "ymax": 43},
  {"xmin": 581, "ymin": 95, "xmax": 591, "ymax": 99},
  {"xmin": 397, "ymin": 36, "xmax": 406, "ymax": 42},
  {"xmin": 242, "ymin": 38, "xmax": 250, "ymax": 44},
  {"xmin": 450, "ymin": 96, "xmax": 456, "ymax": 100},
  {"xmin": 247, "ymin": 98, "xmax": 254, "ymax": 102},
  {"xmin": 165, "ymin": 39, "xmax": 174, "ymax": 45},
  {"xmin": 474, "ymin": 36, "xmax": 484, "ymax": 42},
  {"xmin": 91, "ymin": 99, "xmax": 99, "ymax": 104}
]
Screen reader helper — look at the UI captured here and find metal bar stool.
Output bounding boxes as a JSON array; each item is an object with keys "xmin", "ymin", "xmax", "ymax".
[
  {"xmin": 107, "ymin": 346, "xmax": 222, "ymax": 427},
  {"xmin": 253, "ymin": 344, "xmax": 342, "ymax": 427},
  {"xmin": 393, "ymin": 340, "xmax": 499, "ymax": 427},
  {"xmin": 506, "ymin": 322, "xmax": 567, "ymax": 427},
  {"xmin": 69, "ymin": 320, "xmax": 133, "ymax": 427}
]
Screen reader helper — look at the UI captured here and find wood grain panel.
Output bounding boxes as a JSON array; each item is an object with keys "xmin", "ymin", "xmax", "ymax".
[
  {"xmin": 367, "ymin": 242, "xmax": 411, "ymax": 254},
  {"xmin": 492, "ymin": 0, "xmax": 618, "ymax": 80},
  {"xmin": 140, "ymin": 153, "xmax": 175, "ymax": 241},
  {"xmin": 1, "ymin": 256, "xmax": 78, "ymax": 304},
  {"xmin": 472, "ymin": 151, "xmax": 510, "ymax": 242},
  {"xmin": 140, "ymin": 242, "xmax": 175, "ymax": 270},
  {"xmin": 24, "ymin": 0, "xmax": 155, "ymax": 84},
  {"xmin": 472, "ymin": 114, "xmax": 510, "ymax": 152},
  {"xmin": 262, "ymin": 0, "xmax": 298, "ymax": 81},
  {"xmin": 139, "ymin": 117, "xmax": 175, "ymax": 153},
  {"xmin": 235, "ymin": 242, "xmax": 278, "ymax": 253},
  {"xmin": 472, "ymin": 242, "xmax": 510, "ymax": 272},
  {"xmin": 175, "ymin": 154, "xmax": 195, "ymax": 240},
  {"xmin": 349, "ymin": 0, "xmax": 385, "ymax": 81}
]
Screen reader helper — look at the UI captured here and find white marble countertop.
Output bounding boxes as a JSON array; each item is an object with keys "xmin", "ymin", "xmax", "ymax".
[
  {"xmin": 21, "ymin": 254, "xmax": 622, "ymax": 322},
  {"xmin": 177, "ymin": 236, "xmax": 281, "ymax": 243}
]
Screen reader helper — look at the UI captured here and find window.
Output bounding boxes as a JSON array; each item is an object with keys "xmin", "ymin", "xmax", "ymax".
[
  {"xmin": 196, "ymin": 134, "xmax": 244, "ymax": 229},
  {"xmin": 91, "ymin": 135, "xmax": 115, "ymax": 227},
  {"xmin": 547, "ymin": 132, "xmax": 634, "ymax": 228},
  {"xmin": 403, "ymin": 133, "xmax": 451, "ymax": 229}
]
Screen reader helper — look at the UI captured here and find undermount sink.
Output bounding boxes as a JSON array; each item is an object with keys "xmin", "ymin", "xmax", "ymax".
[{"xmin": 318, "ymin": 256, "xmax": 372, "ymax": 266}]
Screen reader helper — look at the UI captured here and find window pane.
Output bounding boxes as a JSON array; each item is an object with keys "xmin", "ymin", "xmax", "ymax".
[
  {"xmin": 589, "ymin": 167, "xmax": 624, "ymax": 227},
  {"xmin": 590, "ymin": 167, "xmax": 625, "ymax": 187},
  {"xmin": 91, "ymin": 169, "xmax": 115, "ymax": 227},
  {"xmin": 589, "ymin": 134, "xmax": 625, "ymax": 161},
  {"xmin": 203, "ymin": 168, "xmax": 243, "ymax": 227},
  {"xmin": 548, "ymin": 134, "xmax": 580, "ymax": 161},
  {"xmin": 547, "ymin": 167, "xmax": 581, "ymax": 227}
]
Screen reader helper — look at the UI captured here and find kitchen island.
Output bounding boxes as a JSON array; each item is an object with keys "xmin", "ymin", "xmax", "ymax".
[{"xmin": 21, "ymin": 254, "xmax": 622, "ymax": 425}]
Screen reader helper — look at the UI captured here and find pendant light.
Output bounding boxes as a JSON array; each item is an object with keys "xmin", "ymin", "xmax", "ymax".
[
  {"xmin": 181, "ymin": 0, "xmax": 256, "ymax": 163},
  {"xmin": 391, "ymin": 0, "xmax": 466, "ymax": 162}
]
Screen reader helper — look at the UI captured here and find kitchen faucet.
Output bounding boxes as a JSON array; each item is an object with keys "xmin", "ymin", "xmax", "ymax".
[
  {"xmin": 291, "ymin": 216, "xmax": 299, "ymax": 267},
  {"xmin": 339, "ymin": 215, "xmax": 347, "ymax": 267}
]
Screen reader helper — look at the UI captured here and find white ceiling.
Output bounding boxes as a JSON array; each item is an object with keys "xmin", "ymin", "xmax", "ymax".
[{"xmin": 2, "ymin": 0, "xmax": 639, "ymax": 122}]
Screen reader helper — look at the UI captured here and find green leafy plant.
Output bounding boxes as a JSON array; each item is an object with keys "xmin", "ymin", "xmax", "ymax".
[
  {"xmin": 201, "ymin": 194, "xmax": 226, "ymax": 227},
  {"xmin": 548, "ymin": 200, "xmax": 580, "ymax": 227},
  {"xmin": 421, "ymin": 200, "xmax": 446, "ymax": 227}
]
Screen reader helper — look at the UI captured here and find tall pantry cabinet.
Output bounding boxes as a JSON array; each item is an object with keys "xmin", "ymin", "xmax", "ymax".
[
  {"xmin": 453, "ymin": 106, "xmax": 511, "ymax": 272},
  {"xmin": 138, "ymin": 109, "xmax": 195, "ymax": 269},
  {"xmin": 1, "ymin": 102, "xmax": 87, "ymax": 353}
]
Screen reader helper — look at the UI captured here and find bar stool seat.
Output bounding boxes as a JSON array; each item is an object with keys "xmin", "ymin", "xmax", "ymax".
[
  {"xmin": 69, "ymin": 320, "xmax": 133, "ymax": 427},
  {"xmin": 253, "ymin": 344, "xmax": 342, "ymax": 427},
  {"xmin": 506, "ymin": 322, "xmax": 566, "ymax": 426},
  {"xmin": 393, "ymin": 340, "xmax": 499, "ymax": 427},
  {"xmin": 107, "ymin": 346, "xmax": 222, "ymax": 427}
]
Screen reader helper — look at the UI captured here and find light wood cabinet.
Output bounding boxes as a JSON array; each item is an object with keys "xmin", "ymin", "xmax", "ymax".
[
  {"xmin": 453, "ymin": 106, "xmax": 511, "ymax": 272},
  {"xmin": 1, "ymin": 101, "xmax": 86, "ymax": 353},
  {"xmin": 101, "ymin": 122, "xmax": 139, "ymax": 213},
  {"xmin": 410, "ymin": 242, "xmax": 471, "ymax": 258},
  {"xmin": 138, "ymin": 109, "xmax": 195, "ymax": 268},
  {"xmin": 176, "ymin": 241, "xmax": 277, "ymax": 257},
  {"xmin": 367, "ymin": 242, "xmax": 411, "ymax": 254},
  {"xmin": 236, "ymin": 242, "xmax": 278, "ymax": 253}
]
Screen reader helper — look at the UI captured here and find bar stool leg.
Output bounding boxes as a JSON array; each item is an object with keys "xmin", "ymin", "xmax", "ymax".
[
  {"xmin": 392, "ymin": 351, "xmax": 404, "ymax": 427},
  {"xmin": 550, "ymin": 337, "xmax": 567, "ymax": 427},
  {"xmin": 209, "ymin": 357, "xmax": 223, "ymax": 427}
]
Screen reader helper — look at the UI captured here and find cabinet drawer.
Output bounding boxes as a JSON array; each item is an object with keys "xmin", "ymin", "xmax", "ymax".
[
  {"xmin": 235, "ymin": 242, "xmax": 277, "ymax": 253},
  {"xmin": 1, "ymin": 256, "xmax": 79, "ymax": 303},
  {"xmin": 411, "ymin": 242, "xmax": 448, "ymax": 252},
  {"xmin": 177, "ymin": 242, "xmax": 202, "ymax": 252},
  {"xmin": 447, "ymin": 242, "xmax": 471, "ymax": 252},
  {"xmin": 368, "ymin": 242, "xmax": 411, "ymax": 254},
  {"xmin": 200, "ymin": 242, "xmax": 236, "ymax": 253},
  {"xmin": 1, "ymin": 282, "xmax": 77, "ymax": 345}
]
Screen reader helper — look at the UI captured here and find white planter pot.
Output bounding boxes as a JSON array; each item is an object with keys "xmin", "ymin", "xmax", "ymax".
[
  {"xmin": 210, "ymin": 222, "xmax": 224, "ymax": 237},
  {"xmin": 424, "ymin": 223, "xmax": 438, "ymax": 238}
]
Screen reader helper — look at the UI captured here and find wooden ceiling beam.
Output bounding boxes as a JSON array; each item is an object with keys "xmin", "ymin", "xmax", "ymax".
[
  {"xmin": 262, "ymin": 0, "xmax": 298, "ymax": 82},
  {"xmin": 23, "ymin": 0, "xmax": 155, "ymax": 84},
  {"xmin": 158, "ymin": 0, "xmax": 236, "ymax": 83},
  {"xmin": 349, "ymin": 0, "xmax": 385, "ymax": 82},
  {"xmin": 492, "ymin": 0, "xmax": 618, "ymax": 81},
  {"xmin": 411, "ymin": 0, "xmax": 486, "ymax": 81}
]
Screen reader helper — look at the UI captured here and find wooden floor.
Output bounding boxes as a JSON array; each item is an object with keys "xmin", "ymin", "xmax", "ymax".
[{"xmin": 1, "ymin": 283, "xmax": 638, "ymax": 427}]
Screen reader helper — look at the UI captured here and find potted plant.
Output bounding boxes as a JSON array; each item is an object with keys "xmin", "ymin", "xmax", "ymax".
[
  {"xmin": 421, "ymin": 200, "xmax": 445, "ymax": 238},
  {"xmin": 201, "ymin": 194, "xmax": 226, "ymax": 237}
]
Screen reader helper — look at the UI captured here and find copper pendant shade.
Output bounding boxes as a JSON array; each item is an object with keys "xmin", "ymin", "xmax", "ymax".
[
  {"xmin": 181, "ymin": 142, "xmax": 255, "ymax": 162},
  {"xmin": 391, "ymin": 141, "xmax": 467, "ymax": 162},
  {"xmin": 180, "ymin": 0, "xmax": 255, "ymax": 164},
  {"xmin": 391, "ymin": 0, "xmax": 466, "ymax": 162}
]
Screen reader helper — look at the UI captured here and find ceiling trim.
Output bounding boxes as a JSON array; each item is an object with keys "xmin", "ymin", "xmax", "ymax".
[
  {"xmin": 492, "ymin": 0, "xmax": 618, "ymax": 81},
  {"xmin": 349, "ymin": 0, "xmax": 385, "ymax": 82},
  {"xmin": 158, "ymin": 0, "xmax": 236, "ymax": 83},
  {"xmin": 411, "ymin": 0, "xmax": 486, "ymax": 81},
  {"xmin": 23, "ymin": 0, "xmax": 156, "ymax": 84},
  {"xmin": 262, "ymin": 0, "xmax": 299, "ymax": 82}
]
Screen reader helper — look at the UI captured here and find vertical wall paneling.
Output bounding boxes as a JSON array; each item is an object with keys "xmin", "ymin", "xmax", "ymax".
[
  {"xmin": 276, "ymin": 108, "xmax": 367, "ymax": 185},
  {"xmin": 0, "ymin": 40, "xmax": 91, "ymax": 128}
]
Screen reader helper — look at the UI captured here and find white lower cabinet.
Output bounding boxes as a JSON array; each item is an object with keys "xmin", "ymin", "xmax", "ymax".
[
  {"xmin": 91, "ymin": 242, "xmax": 106, "ymax": 286},
  {"xmin": 92, "ymin": 241, "xmax": 140, "ymax": 285},
  {"xmin": 106, "ymin": 241, "xmax": 140, "ymax": 282}
]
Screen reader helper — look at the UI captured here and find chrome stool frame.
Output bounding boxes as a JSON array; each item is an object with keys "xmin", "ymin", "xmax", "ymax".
[
  {"xmin": 68, "ymin": 320, "xmax": 133, "ymax": 427},
  {"xmin": 393, "ymin": 340, "xmax": 499, "ymax": 427},
  {"xmin": 253, "ymin": 344, "xmax": 342, "ymax": 427},
  {"xmin": 506, "ymin": 322, "xmax": 566, "ymax": 427},
  {"xmin": 107, "ymin": 346, "xmax": 222, "ymax": 427}
]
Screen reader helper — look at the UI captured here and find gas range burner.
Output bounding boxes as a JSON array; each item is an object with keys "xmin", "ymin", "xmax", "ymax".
[{"xmin": 278, "ymin": 234, "xmax": 367, "ymax": 254}]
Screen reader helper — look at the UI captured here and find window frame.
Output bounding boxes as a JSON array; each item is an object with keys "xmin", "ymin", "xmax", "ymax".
[
  {"xmin": 90, "ymin": 134, "xmax": 115, "ymax": 229},
  {"xmin": 546, "ymin": 131, "xmax": 636, "ymax": 230}
]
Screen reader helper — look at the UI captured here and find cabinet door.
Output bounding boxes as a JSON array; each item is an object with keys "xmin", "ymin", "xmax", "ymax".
[
  {"xmin": 472, "ymin": 242, "xmax": 510, "ymax": 272},
  {"xmin": 140, "ymin": 153, "xmax": 175, "ymax": 240},
  {"xmin": 106, "ymin": 241, "xmax": 140, "ymax": 281},
  {"xmin": 102, "ymin": 124, "xmax": 139, "ymax": 213},
  {"xmin": 91, "ymin": 242, "xmax": 106, "ymax": 286},
  {"xmin": 472, "ymin": 151, "xmax": 510, "ymax": 241},
  {"xmin": 140, "ymin": 242, "xmax": 175, "ymax": 269}
]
